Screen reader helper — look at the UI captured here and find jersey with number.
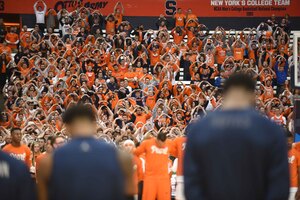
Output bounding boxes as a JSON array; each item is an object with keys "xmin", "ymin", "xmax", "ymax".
[
  {"xmin": 134, "ymin": 138, "xmax": 175, "ymax": 177},
  {"xmin": 2, "ymin": 144, "xmax": 31, "ymax": 168},
  {"xmin": 288, "ymin": 148, "xmax": 300, "ymax": 187}
]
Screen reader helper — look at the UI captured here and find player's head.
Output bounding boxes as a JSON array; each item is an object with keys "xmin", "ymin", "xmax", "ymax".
[
  {"xmin": 63, "ymin": 104, "xmax": 97, "ymax": 137},
  {"xmin": 51, "ymin": 135, "xmax": 66, "ymax": 149},
  {"xmin": 177, "ymin": 8, "xmax": 182, "ymax": 14},
  {"xmin": 157, "ymin": 130, "xmax": 167, "ymax": 146},
  {"xmin": 11, "ymin": 127, "xmax": 22, "ymax": 145},
  {"xmin": 286, "ymin": 130, "xmax": 293, "ymax": 150},
  {"xmin": 122, "ymin": 139, "xmax": 135, "ymax": 153},
  {"xmin": 222, "ymin": 73, "xmax": 256, "ymax": 109}
]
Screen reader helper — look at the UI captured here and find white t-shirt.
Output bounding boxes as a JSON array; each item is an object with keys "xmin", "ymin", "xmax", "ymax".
[{"xmin": 35, "ymin": 11, "xmax": 46, "ymax": 24}]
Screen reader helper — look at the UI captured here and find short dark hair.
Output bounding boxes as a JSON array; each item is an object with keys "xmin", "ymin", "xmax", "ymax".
[
  {"xmin": 50, "ymin": 135, "xmax": 65, "ymax": 147},
  {"xmin": 157, "ymin": 131, "xmax": 167, "ymax": 142},
  {"xmin": 11, "ymin": 127, "xmax": 21, "ymax": 134},
  {"xmin": 50, "ymin": 136, "xmax": 58, "ymax": 146},
  {"xmin": 223, "ymin": 73, "xmax": 256, "ymax": 94},
  {"xmin": 62, "ymin": 104, "xmax": 96, "ymax": 124},
  {"xmin": 46, "ymin": 136, "xmax": 53, "ymax": 142}
]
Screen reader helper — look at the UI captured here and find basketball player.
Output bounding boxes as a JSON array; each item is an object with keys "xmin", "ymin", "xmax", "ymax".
[
  {"xmin": 287, "ymin": 131, "xmax": 300, "ymax": 200},
  {"xmin": 0, "ymin": 92, "xmax": 37, "ymax": 200},
  {"xmin": 184, "ymin": 73, "xmax": 289, "ymax": 200},
  {"xmin": 134, "ymin": 129, "xmax": 175, "ymax": 200},
  {"xmin": 3, "ymin": 127, "xmax": 31, "ymax": 168},
  {"xmin": 37, "ymin": 104, "xmax": 133, "ymax": 200},
  {"xmin": 172, "ymin": 133, "xmax": 187, "ymax": 200}
]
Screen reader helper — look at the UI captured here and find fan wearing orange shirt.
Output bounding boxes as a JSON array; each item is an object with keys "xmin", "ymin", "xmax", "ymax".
[
  {"xmin": 124, "ymin": 65, "xmax": 140, "ymax": 89},
  {"xmin": 20, "ymin": 25, "xmax": 31, "ymax": 42},
  {"xmin": 173, "ymin": 8, "xmax": 186, "ymax": 27},
  {"xmin": 215, "ymin": 41, "xmax": 230, "ymax": 67},
  {"xmin": 171, "ymin": 26, "xmax": 186, "ymax": 45},
  {"xmin": 2, "ymin": 127, "xmax": 31, "ymax": 169},
  {"xmin": 85, "ymin": 65, "xmax": 96, "ymax": 88},
  {"xmin": 0, "ymin": 41, "xmax": 12, "ymax": 55},
  {"xmin": 133, "ymin": 106, "xmax": 152, "ymax": 127},
  {"xmin": 113, "ymin": 1, "xmax": 124, "ymax": 28},
  {"xmin": 186, "ymin": 8, "xmax": 198, "ymax": 26},
  {"xmin": 134, "ymin": 131, "xmax": 175, "ymax": 200},
  {"xmin": 145, "ymin": 87, "xmax": 159, "ymax": 110},
  {"xmin": 5, "ymin": 27, "xmax": 19, "ymax": 50},
  {"xmin": 287, "ymin": 132, "xmax": 300, "ymax": 200},
  {"xmin": 105, "ymin": 14, "xmax": 117, "ymax": 36},
  {"xmin": 147, "ymin": 41, "xmax": 162, "ymax": 73},
  {"xmin": 232, "ymin": 38, "xmax": 246, "ymax": 62}
]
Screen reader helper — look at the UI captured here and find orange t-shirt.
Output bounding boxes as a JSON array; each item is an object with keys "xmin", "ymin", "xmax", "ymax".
[
  {"xmin": 145, "ymin": 95, "xmax": 157, "ymax": 110},
  {"xmin": 149, "ymin": 51, "xmax": 161, "ymax": 66},
  {"xmin": 3, "ymin": 144, "xmax": 31, "ymax": 168},
  {"xmin": 134, "ymin": 138, "xmax": 175, "ymax": 177},
  {"xmin": 114, "ymin": 13, "xmax": 123, "ymax": 27},
  {"xmin": 171, "ymin": 136, "xmax": 186, "ymax": 176},
  {"xmin": 264, "ymin": 86, "xmax": 274, "ymax": 101},
  {"xmin": 134, "ymin": 113, "xmax": 152, "ymax": 125},
  {"xmin": 215, "ymin": 46, "xmax": 227, "ymax": 64},
  {"xmin": 288, "ymin": 148, "xmax": 300, "ymax": 187},
  {"xmin": 172, "ymin": 31, "xmax": 185, "ymax": 45},
  {"xmin": 174, "ymin": 13, "xmax": 186, "ymax": 27},
  {"xmin": 6, "ymin": 33, "xmax": 19, "ymax": 43},
  {"xmin": 233, "ymin": 47, "xmax": 244, "ymax": 61},
  {"xmin": 106, "ymin": 21, "xmax": 116, "ymax": 35}
]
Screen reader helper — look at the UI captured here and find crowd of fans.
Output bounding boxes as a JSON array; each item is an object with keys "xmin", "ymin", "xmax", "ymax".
[{"xmin": 0, "ymin": 0, "xmax": 298, "ymax": 179}]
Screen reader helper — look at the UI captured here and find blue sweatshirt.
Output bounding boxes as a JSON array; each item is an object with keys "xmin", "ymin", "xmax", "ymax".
[
  {"xmin": 49, "ymin": 137, "xmax": 125, "ymax": 200},
  {"xmin": 274, "ymin": 61, "xmax": 288, "ymax": 85},
  {"xmin": 184, "ymin": 109, "xmax": 289, "ymax": 200}
]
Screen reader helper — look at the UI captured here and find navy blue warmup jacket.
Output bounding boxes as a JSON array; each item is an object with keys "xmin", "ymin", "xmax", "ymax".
[
  {"xmin": 184, "ymin": 109, "xmax": 289, "ymax": 200},
  {"xmin": 0, "ymin": 150, "xmax": 37, "ymax": 200}
]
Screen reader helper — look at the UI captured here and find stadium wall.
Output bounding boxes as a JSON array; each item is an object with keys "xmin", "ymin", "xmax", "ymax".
[{"xmin": 0, "ymin": 15, "xmax": 298, "ymax": 30}]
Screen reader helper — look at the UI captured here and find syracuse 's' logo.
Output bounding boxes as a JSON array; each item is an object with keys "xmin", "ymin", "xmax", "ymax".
[{"xmin": 165, "ymin": 0, "xmax": 177, "ymax": 16}]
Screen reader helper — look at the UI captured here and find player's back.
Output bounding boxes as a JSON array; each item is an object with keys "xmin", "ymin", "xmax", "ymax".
[
  {"xmin": 184, "ymin": 109, "xmax": 289, "ymax": 200},
  {"xmin": 49, "ymin": 137, "xmax": 124, "ymax": 200},
  {"xmin": 0, "ymin": 151, "xmax": 36, "ymax": 200}
]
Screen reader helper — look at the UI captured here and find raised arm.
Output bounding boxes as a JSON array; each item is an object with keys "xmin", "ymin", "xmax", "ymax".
[
  {"xmin": 33, "ymin": 0, "xmax": 39, "ymax": 12},
  {"xmin": 42, "ymin": 0, "xmax": 47, "ymax": 13}
]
